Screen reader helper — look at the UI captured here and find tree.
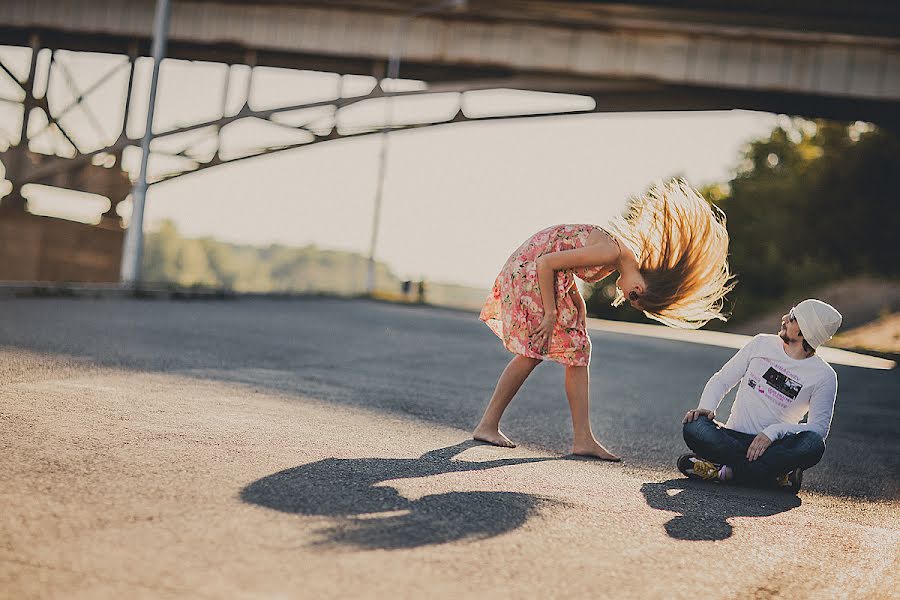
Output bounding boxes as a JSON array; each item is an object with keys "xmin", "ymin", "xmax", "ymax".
[
  {"xmin": 141, "ymin": 219, "xmax": 404, "ymax": 294},
  {"xmin": 586, "ymin": 120, "xmax": 900, "ymax": 325}
]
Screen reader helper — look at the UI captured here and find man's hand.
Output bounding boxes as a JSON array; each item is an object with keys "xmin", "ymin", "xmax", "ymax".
[
  {"xmin": 682, "ymin": 408, "xmax": 715, "ymax": 424},
  {"xmin": 746, "ymin": 433, "xmax": 772, "ymax": 461}
]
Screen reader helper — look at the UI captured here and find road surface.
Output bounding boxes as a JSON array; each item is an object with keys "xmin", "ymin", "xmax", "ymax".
[{"xmin": 2, "ymin": 297, "xmax": 897, "ymax": 599}]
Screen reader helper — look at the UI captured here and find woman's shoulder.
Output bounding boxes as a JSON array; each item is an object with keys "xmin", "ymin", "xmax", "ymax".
[
  {"xmin": 529, "ymin": 224, "xmax": 601, "ymax": 240},
  {"xmin": 584, "ymin": 225, "xmax": 621, "ymax": 250},
  {"xmin": 528, "ymin": 224, "xmax": 615, "ymax": 250}
]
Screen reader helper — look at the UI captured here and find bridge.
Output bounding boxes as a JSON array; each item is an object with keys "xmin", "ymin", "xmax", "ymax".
[{"xmin": 1, "ymin": 0, "xmax": 898, "ymax": 282}]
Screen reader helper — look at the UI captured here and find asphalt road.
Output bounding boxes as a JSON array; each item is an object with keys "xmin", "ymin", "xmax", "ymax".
[{"xmin": 2, "ymin": 297, "xmax": 897, "ymax": 599}]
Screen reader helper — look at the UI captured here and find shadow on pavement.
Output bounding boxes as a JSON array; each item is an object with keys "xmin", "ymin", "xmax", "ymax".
[
  {"xmin": 241, "ymin": 440, "xmax": 561, "ymax": 550},
  {"xmin": 641, "ymin": 478, "xmax": 802, "ymax": 541},
  {"xmin": 6, "ymin": 297, "xmax": 897, "ymax": 499}
]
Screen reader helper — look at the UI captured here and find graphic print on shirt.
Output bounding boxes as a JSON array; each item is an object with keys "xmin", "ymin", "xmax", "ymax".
[
  {"xmin": 762, "ymin": 367, "xmax": 802, "ymax": 399},
  {"xmin": 745, "ymin": 359, "xmax": 804, "ymax": 409}
]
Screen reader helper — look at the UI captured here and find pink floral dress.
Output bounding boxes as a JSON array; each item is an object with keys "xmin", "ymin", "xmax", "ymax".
[{"xmin": 480, "ymin": 224, "xmax": 617, "ymax": 366}]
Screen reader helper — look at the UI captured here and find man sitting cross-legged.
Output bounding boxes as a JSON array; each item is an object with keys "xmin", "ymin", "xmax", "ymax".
[{"xmin": 679, "ymin": 299, "xmax": 842, "ymax": 493}]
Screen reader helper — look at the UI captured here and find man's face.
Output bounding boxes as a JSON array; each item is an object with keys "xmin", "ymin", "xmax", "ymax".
[{"xmin": 779, "ymin": 307, "xmax": 803, "ymax": 344}]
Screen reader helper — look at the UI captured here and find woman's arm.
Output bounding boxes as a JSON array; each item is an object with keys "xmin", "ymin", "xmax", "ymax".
[
  {"xmin": 537, "ymin": 237, "xmax": 620, "ymax": 272},
  {"xmin": 535, "ymin": 257, "xmax": 559, "ymax": 322},
  {"xmin": 532, "ymin": 237, "xmax": 618, "ymax": 348},
  {"xmin": 534, "ymin": 236, "xmax": 619, "ymax": 319},
  {"xmin": 569, "ymin": 286, "xmax": 586, "ymax": 324}
]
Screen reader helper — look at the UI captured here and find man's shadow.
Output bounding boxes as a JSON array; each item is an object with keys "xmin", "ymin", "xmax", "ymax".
[
  {"xmin": 641, "ymin": 478, "xmax": 802, "ymax": 541},
  {"xmin": 240, "ymin": 440, "xmax": 560, "ymax": 550}
]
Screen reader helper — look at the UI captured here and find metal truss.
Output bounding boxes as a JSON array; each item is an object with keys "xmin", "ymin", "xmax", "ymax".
[
  {"xmin": 146, "ymin": 78, "xmax": 603, "ymax": 184},
  {"xmin": 0, "ymin": 35, "xmax": 137, "ymax": 220},
  {"xmin": 0, "ymin": 37, "xmax": 605, "ymax": 218}
]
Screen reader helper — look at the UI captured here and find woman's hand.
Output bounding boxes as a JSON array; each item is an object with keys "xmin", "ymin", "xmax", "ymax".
[
  {"xmin": 532, "ymin": 310, "xmax": 557, "ymax": 351},
  {"xmin": 570, "ymin": 287, "xmax": 587, "ymax": 327}
]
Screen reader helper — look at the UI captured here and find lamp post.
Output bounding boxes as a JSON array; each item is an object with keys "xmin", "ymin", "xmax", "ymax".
[{"xmin": 365, "ymin": 0, "xmax": 466, "ymax": 295}]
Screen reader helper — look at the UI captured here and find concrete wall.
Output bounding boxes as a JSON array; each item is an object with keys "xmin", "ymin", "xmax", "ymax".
[{"xmin": 0, "ymin": 212, "xmax": 123, "ymax": 283}]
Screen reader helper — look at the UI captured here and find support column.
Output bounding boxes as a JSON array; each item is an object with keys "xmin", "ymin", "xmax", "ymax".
[{"xmin": 120, "ymin": 0, "xmax": 170, "ymax": 286}]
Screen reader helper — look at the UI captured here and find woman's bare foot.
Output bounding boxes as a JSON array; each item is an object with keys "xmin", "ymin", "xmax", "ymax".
[
  {"xmin": 473, "ymin": 425, "xmax": 516, "ymax": 448},
  {"xmin": 572, "ymin": 441, "xmax": 621, "ymax": 462}
]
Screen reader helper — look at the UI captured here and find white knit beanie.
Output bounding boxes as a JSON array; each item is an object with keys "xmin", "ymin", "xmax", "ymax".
[{"xmin": 793, "ymin": 299, "xmax": 842, "ymax": 349}]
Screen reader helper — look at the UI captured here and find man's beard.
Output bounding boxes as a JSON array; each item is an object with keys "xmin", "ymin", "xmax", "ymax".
[{"xmin": 778, "ymin": 324, "xmax": 791, "ymax": 344}]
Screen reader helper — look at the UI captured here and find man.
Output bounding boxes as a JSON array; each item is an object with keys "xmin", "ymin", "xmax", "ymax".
[{"xmin": 679, "ymin": 299, "xmax": 842, "ymax": 493}]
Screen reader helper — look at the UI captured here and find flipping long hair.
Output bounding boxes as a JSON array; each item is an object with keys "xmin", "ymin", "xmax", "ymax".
[{"xmin": 608, "ymin": 179, "xmax": 735, "ymax": 329}]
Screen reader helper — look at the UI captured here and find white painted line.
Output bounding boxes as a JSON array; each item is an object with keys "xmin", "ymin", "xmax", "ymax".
[{"xmin": 586, "ymin": 318, "xmax": 896, "ymax": 370}]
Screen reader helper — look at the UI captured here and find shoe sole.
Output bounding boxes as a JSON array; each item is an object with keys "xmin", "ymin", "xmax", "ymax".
[
  {"xmin": 677, "ymin": 453, "xmax": 724, "ymax": 482},
  {"xmin": 778, "ymin": 469, "xmax": 803, "ymax": 494},
  {"xmin": 677, "ymin": 453, "xmax": 697, "ymax": 478}
]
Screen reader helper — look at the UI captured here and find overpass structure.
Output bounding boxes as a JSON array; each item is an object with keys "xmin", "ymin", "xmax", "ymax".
[{"xmin": 0, "ymin": 0, "xmax": 898, "ymax": 282}]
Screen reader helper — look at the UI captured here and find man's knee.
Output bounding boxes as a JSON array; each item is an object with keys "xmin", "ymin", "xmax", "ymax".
[
  {"xmin": 793, "ymin": 431, "xmax": 826, "ymax": 463},
  {"xmin": 683, "ymin": 417, "xmax": 716, "ymax": 446}
]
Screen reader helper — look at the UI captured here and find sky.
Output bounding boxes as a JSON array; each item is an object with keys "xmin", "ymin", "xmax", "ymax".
[{"xmin": 0, "ymin": 46, "xmax": 779, "ymax": 289}]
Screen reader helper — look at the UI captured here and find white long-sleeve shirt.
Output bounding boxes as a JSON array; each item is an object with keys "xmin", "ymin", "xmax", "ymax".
[{"xmin": 698, "ymin": 334, "xmax": 838, "ymax": 440}]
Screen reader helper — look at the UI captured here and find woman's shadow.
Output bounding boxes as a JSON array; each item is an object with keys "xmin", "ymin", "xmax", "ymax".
[
  {"xmin": 240, "ymin": 440, "xmax": 560, "ymax": 550},
  {"xmin": 641, "ymin": 478, "xmax": 802, "ymax": 541}
]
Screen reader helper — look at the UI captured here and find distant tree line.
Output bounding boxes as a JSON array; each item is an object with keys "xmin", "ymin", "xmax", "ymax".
[
  {"xmin": 142, "ymin": 220, "xmax": 400, "ymax": 295},
  {"xmin": 586, "ymin": 120, "xmax": 900, "ymax": 326}
]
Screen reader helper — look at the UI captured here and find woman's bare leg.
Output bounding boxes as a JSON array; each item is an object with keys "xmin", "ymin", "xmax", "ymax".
[
  {"xmin": 566, "ymin": 365, "xmax": 621, "ymax": 461},
  {"xmin": 473, "ymin": 355, "xmax": 542, "ymax": 448}
]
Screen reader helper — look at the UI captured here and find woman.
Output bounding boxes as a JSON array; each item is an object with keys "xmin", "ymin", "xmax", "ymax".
[{"xmin": 474, "ymin": 179, "xmax": 735, "ymax": 461}]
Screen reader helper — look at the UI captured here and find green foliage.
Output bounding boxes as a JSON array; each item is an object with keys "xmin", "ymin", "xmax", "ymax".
[
  {"xmin": 715, "ymin": 120, "xmax": 900, "ymax": 322},
  {"xmin": 586, "ymin": 120, "xmax": 900, "ymax": 325},
  {"xmin": 584, "ymin": 279, "xmax": 647, "ymax": 323},
  {"xmin": 141, "ymin": 221, "xmax": 401, "ymax": 294}
]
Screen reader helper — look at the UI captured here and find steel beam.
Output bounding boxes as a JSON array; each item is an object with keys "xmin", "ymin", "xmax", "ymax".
[{"xmin": 119, "ymin": 0, "xmax": 170, "ymax": 287}]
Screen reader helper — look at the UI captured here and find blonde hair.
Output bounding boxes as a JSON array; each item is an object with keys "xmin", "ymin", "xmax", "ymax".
[{"xmin": 607, "ymin": 179, "xmax": 735, "ymax": 329}]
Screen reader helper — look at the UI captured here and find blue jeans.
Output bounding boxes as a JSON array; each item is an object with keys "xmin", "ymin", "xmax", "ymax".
[{"xmin": 682, "ymin": 417, "xmax": 825, "ymax": 485}]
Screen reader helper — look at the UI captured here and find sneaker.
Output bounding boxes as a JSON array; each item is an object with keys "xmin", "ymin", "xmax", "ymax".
[
  {"xmin": 677, "ymin": 453, "xmax": 722, "ymax": 481},
  {"xmin": 775, "ymin": 469, "xmax": 803, "ymax": 493}
]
